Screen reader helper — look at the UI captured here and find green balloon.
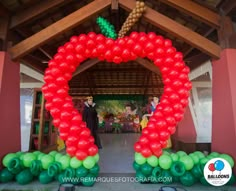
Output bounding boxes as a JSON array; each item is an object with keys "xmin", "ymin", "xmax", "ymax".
[
  {"xmin": 136, "ymin": 170, "xmax": 147, "ymax": 183},
  {"xmin": 227, "ymin": 174, "xmax": 235, "ymax": 185},
  {"xmin": 180, "ymin": 171, "xmax": 196, "ymax": 186},
  {"xmin": 170, "ymin": 153, "xmax": 179, "ymax": 162},
  {"xmin": 179, "ymin": 155, "xmax": 194, "ymax": 170},
  {"xmin": 70, "ymin": 157, "xmax": 82, "ymax": 169},
  {"xmin": 161, "ymin": 170, "xmax": 173, "ymax": 185},
  {"xmin": 89, "ymin": 164, "xmax": 100, "ymax": 176},
  {"xmin": 81, "ymin": 173, "xmax": 96, "ymax": 187},
  {"xmin": 94, "ymin": 154, "xmax": 100, "ymax": 163},
  {"xmin": 141, "ymin": 163, "xmax": 153, "ymax": 176},
  {"xmin": 37, "ymin": 153, "xmax": 46, "ymax": 160},
  {"xmin": 49, "ymin": 151, "xmax": 58, "ymax": 157},
  {"xmin": 39, "ymin": 170, "xmax": 54, "ymax": 184},
  {"xmin": 176, "ymin": 151, "xmax": 187, "ymax": 158},
  {"xmin": 152, "ymin": 166, "xmax": 162, "ymax": 178},
  {"xmin": 162, "ymin": 150, "xmax": 170, "ymax": 155},
  {"xmin": 83, "ymin": 156, "xmax": 96, "ymax": 169},
  {"xmin": 193, "ymin": 151, "xmax": 205, "ymax": 159},
  {"xmin": 96, "ymin": 17, "xmax": 117, "ymax": 39},
  {"xmin": 55, "ymin": 153, "xmax": 63, "ymax": 162},
  {"xmin": 159, "ymin": 154, "xmax": 172, "ymax": 170},
  {"xmin": 134, "ymin": 153, "xmax": 147, "ymax": 165},
  {"xmin": 0, "ymin": 168, "xmax": 14, "ymax": 183},
  {"xmin": 189, "ymin": 153, "xmax": 199, "ymax": 165},
  {"xmin": 170, "ymin": 161, "xmax": 185, "ymax": 177},
  {"xmin": 41, "ymin": 155, "xmax": 54, "ymax": 170},
  {"xmin": 147, "ymin": 155, "xmax": 158, "ymax": 167},
  {"xmin": 220, "ymin": 154, "xmax": 234, "ymax": 168},
  {"xmin": 191, "ymin": 164, "xmax": 203, "ymax": 178},
  {"xmin": 2, "ymin": 153, "xmax": 17, "ymax": 167},
  {"xmin": 133, "ymin": 161, "xmax": 141, "ymax": 171},
  {"xmin": 22, "ymin": 153, "xmax": 37, "ymax": 168},
  {"xmin": 200, "ymin": 176, "xmax": 210, "ymax": 186},
  {"xmin": 33, "ymin": 151, "xmax": 41, "ymax": 157},
  {"xmin": 200, "ymin": 157, "xmax": 209, "ymax": 170},
  {"xmin": 59, "ymin": 155, "xmax": 71, "ymax": 170},
  {"xmin": 16, "ymin": 151, "xmax": 24, "ymax": 157},
  {"xmin": 76, "ymin": 166, "xmax": 88, "ymax": 178},
  {"xmin": 209, "ymin": 152, "xmax": 220, "ymax": 158},
  {"xmin": 16, "ymin": 169, "xmax": 34, "ymax": 185}
]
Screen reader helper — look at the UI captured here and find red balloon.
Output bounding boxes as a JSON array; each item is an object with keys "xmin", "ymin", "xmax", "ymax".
[
  {"xmin": 53, "ymin": 118, "xmax": 60, "ymax": 127},
  {"xmin": 141, "ymin": 146, "xmax": 152, "ymax": 158},
  {"xmin": 45, "ymin": 102, "xmax": 53, "ymax": 111},
  {"xmin": 139, "ymin": 135, "xmax": 149, "ymax": 146},
  {"xmin": 159, "ymin": 130, "xmax": 170, "ymax": 141},
  {"xmin": 155, "ymin": 118, "xmax": 167, "ymax": 129},
  {"xmin": 71, "ymin": 115, "xmax": 82, "ymax": 125},
  {"xmin": 142, "ymin": 128, "xmax": 149, "ymax": 136},
  {"xmin": 44, "ymin": 75, "xmax": 54, "ymax": 83},
  {"xmin": 77, "ymin": 138, "xmax": 90, "ymax": 150},
  {"xmin": 160, "ymin": 140, "xmax": 168, "ymax": 148},
  {"xmin": 134, "ymin": 142, "xmax": 142, "ymax": 152},
  {"xmin": 50, "ymin": 107, "xmax": 61, "ymax": 118},
  {"xmin": 208, "ymin": 163, "xmax": 215, "ymax": 172},
  {"xmin": 76, "ymin": 150, "xmax": 88, "ymax": 161},
  {"xmin": 60, "ymin": 132, "xmax": 69, "ymax": 140},
  {"xmin": 60, "ymin": 111, "xmax": 72, "ymax": 121},
  {"xmin": 146, "ymin": 121, "xmax": 156, "ymax": 130},
  {"xmin": 88, "ymin": 136, "xmax": 95, "ymax": 144},
  {"xmin": 148, "ymin": 131, "xmax": 159, "ymax": 141},
  {"xmin": 66, "ymin": 146, "xmax": 77, "ymax": 156},
  {"xmin": 59, "ymin": 121, "xmax": 70, "ymax": 132},
  {"xmin": 88, "ymin": 145, "xmax": 98, "ymax": 156},
  {"xmin": 150, "ymin": 141, "xmax": 161, "ymax": 153},
  {"xmin": 165, "ymin": 116, "xmax": 176, "ymax": 126},
  {"xmin": 66, "ymin": 136, "xmax": 79, "ymax": 147},
  {"xmin": 79, "ymin": 128, "xmax": 91, "ymax": 138},
  {"xmin": 168, "ymin": 125, "xmax": 176, "ymax": 135},
  {"xmin": 153, "ymin": 149, "xmax": 163, "ymax": 157}
]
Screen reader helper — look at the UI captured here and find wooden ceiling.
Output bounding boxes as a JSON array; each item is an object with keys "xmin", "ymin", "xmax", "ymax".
[{"xmin": 1, "ymin": 0, "xmax": 236, "ymax": 96}]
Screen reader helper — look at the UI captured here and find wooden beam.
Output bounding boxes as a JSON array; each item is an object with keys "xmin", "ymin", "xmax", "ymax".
[
  {"xmin": 111, "ymin": 0, "xmax": 119, "ymax": 10},
  {"xmin": 9, "ymin": 0, "xmax": 111, "ymax": 60},
  {"xmin": 136, "ymin": 58, "xmax": 160, "ymax": 75},
  {"xmin": 72, "ymin": 59, "xmax": 100, "ymax": 77},
  {"xmin": 20, "ymin": 64, "xmax": 44, "ymax": 82},
  {"xmin": 119, "ymin": 0, "xmax": 221, "ymax": 59},
  {"xmin": 220, "ymin": 0, "xmax": 236, "ymax": 15},
  {"xmin": 0, "ymin": 17, "xmax": 9, "ymax": 51},
  {"xmin": 159, "ymin": 0, "xmax": 221, "ymax": 28},
  {"xmin": 183, "ymin": 28, "xmax": 215, "ymax": 57},
  {"xmin": 21, "ymin": 55, "xmax": 45, "ymax": 74},
  {"xmin": 10, "ymin": 0, "xmax": 73, "ymax": 29}
]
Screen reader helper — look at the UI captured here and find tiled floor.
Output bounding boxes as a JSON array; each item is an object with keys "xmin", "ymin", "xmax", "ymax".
[{"xmin": 0, "ymin": 133, "xmax": 235, "ymax": 191}]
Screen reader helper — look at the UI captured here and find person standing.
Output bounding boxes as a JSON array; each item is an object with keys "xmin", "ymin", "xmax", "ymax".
[{"xmin": 82, "ymin": 96, "xmax": 102, "ymax": 149}]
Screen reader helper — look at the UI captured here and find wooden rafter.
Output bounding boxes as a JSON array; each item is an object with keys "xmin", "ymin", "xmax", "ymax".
[
  {"xmin": 136, "ymin": 58, "xmax": 161, "ymax": 75},
  {"xmin": 159, "ymin": 0, "xmax": 220, "ymax": 28},
  {"xmin": 72, "ymin": 59, "xmax": 100, "ymax": 78},
  {"xmin": 220, "ymin": 0, "xmax": 236, "ymax": 15},
  {"xmin": 9, "ymin": 0, "xmax": 111, "ymax": 60},
  {"xmin": 119, "ymin": 0, "xmax": 221, "ymax": 59},
  {"xmin": 10, "ymin": 0, "xmax": 73, "ymax": 29},
  {"xmin": 183, "ymin": 28, "xmax": 216, "ymax": 57}
]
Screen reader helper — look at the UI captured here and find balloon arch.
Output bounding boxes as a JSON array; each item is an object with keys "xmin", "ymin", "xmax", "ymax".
[{"xmin": 1, "ymin": 32, "xmax": 235, "ymax": 187}]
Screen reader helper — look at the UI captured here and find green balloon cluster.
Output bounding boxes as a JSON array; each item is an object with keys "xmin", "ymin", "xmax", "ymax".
[
  {"xmin": 133, "ymin": 151, "xmax": 236, "ymax": 186},
  {"xmin": 96, "ymin": 17, "xmax": 117, "ymax": 39},
  {"xmin": 0, "ymin": 151, "xmax": 100, "ymax": 187}
]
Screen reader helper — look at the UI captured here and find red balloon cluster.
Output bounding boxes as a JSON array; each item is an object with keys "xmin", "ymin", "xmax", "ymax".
[{"xmin": 42, "ymin": 32, "xmax": 192, "ymax": 160}]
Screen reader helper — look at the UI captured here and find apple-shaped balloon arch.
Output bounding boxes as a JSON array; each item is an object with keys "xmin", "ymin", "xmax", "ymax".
[{"xmin": 42, "ymin": 31, "xmax": 192, "ymax": 162}]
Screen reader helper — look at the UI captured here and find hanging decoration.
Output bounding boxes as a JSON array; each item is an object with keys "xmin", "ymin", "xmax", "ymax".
[
  {"xmin": 118, "ymin": 1, "xmax": 146, "ymax": 38},
  {"xmin": 96, "ymin": 17, "xmax": 117, "ymax": 39}
]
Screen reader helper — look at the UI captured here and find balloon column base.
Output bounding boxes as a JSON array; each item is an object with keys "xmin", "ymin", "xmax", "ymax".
[
  {"xmin": 0, "ymin": 151, "xmax": 100, "ymax": 187},
  {"xmin": 133, "ymin": 151, "xmax": 236, "ymax": 186}
]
